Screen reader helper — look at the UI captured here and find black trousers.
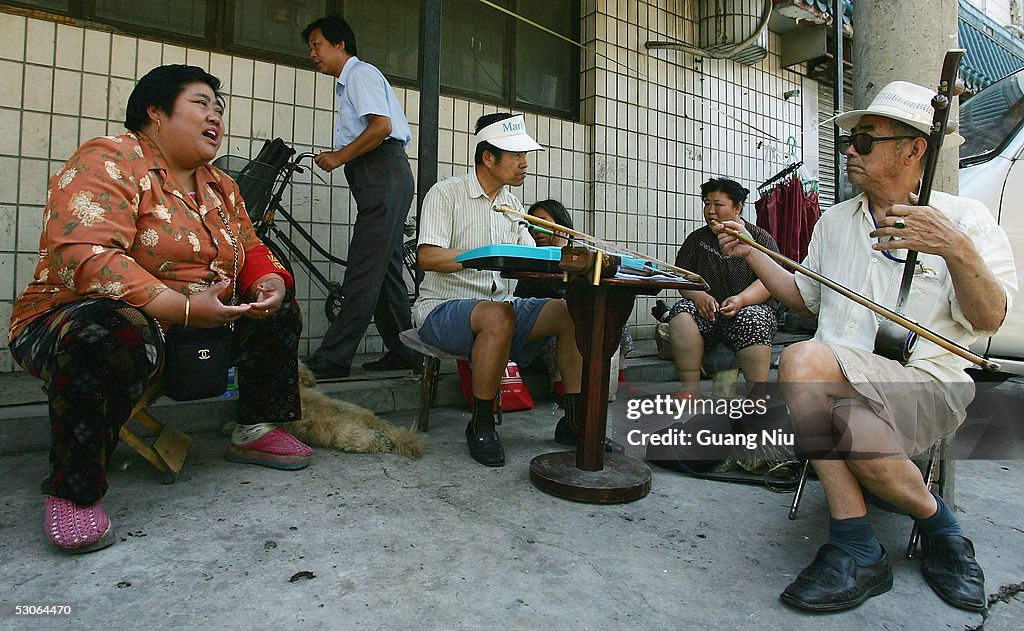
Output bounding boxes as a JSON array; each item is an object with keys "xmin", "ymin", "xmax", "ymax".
[
  {"xmin": 314, "ymin": 140, "xmax": 414, "ymax": 369},
  {"xmin": 10, "ymin": 297, "xmax": 303, "ymax": 504}
]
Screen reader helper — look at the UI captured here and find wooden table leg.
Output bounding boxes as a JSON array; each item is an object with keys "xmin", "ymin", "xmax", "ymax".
[{"xmin": 529, "ymin": 284, "xmax": 652, "ymax": 503}]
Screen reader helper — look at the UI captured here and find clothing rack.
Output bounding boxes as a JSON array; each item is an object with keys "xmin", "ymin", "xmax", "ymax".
[{"xmin": 758, "ymin": 160, "xmax": 803, "ymax": 193}]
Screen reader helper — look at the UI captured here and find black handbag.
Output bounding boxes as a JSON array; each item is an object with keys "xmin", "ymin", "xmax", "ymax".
[
  {"xmin": 161, "ymin": 200, "xmax": 240, "ymax": 401},
  {"xmin": 162, "ymin": 325, "xmax": 233, "ymax": 401}
]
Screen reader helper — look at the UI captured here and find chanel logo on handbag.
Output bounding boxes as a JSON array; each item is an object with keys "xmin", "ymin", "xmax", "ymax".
[{"xmin": 163, "ymin": 325, "xmax": 232, "ymax": 401}]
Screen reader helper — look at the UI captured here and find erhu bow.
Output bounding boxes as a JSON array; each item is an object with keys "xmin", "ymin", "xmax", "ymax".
[
  {"xmin": 493, "ymin": 205, "xmax": 709, "ymax": 289},
  {"xmin": 715, "ymin": 220, "xmax": 998, "ymax": 371}
]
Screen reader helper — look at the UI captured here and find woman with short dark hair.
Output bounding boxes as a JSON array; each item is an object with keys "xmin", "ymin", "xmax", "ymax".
[
  {"xmin": 665, "ymin": 177, "xmax": 779, "ymax": 399},
  {"xmin": 8, "ymin": 64, "xmax": 312, "ymax": 554}
]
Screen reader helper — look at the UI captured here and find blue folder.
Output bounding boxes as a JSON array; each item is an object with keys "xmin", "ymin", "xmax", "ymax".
[{"xmin": 456, "ymin": 244, "xmax": 563, "ymax": 273}]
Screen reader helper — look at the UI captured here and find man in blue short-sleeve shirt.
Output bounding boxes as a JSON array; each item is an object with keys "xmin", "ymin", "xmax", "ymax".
[{"xmin": 301, "ymin": 15, "xmax": 416, "ymax": 379}]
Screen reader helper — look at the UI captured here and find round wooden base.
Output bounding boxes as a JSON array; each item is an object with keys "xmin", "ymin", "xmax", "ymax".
[{"xmin": 529, "ymin": 451, "xmax": 652, "ymax": 503}]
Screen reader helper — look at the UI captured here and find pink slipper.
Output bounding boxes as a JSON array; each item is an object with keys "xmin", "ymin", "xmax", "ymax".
[
  {"xmin": 225, "ymin": 427, "xmax": 312, "ymax": 470},
  {"xmin": 45, "ymin": 496, "xmax": 115, "ymax": 554}
]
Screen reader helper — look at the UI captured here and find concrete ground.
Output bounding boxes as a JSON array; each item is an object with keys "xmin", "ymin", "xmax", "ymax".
[{"xmin": 1, "ymin": 389, "xmax": 1023, "ymax": 630}]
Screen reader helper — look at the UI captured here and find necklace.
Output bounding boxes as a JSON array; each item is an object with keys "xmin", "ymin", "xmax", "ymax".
[
  {"xmin": 215, "ymin": 202, "xmax": 239, "ymax": 327},
  {"xmin": 868, "ymin": 207, "xmax": 908, "ymax": 264}
]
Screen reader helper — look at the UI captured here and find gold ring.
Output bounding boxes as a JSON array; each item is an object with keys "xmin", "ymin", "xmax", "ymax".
[{"xmin": 894, "ymin": 217, "xmax": 906, "ymax": 229}]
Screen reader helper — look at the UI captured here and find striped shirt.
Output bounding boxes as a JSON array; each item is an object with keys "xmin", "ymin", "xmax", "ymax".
[{"xmin": 413, "ymin": 170, "xmax": 534, "ymax": 325}]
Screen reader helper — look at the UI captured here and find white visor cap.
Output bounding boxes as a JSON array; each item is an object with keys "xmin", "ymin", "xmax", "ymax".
[{"xmin": 476, "ymin": 114, "xmax": 544, "ymax": 152}]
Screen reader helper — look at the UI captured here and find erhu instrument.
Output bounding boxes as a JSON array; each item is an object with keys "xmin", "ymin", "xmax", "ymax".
[
  {"xmin": 722, "ymin": 49, "xmax": 1000, "ymax": 372},
  {"xmin": 873, "ymin": 49, "xmax": 966, "ymax": 362}
]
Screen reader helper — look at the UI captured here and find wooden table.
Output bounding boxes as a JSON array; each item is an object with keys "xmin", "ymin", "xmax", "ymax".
[{"xmin": 514, "ymin": 271, "xmax": 705, "ymax": 503}]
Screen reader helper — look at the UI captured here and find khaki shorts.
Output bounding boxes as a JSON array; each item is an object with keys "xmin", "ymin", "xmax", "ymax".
[{"xmin": 829, "ymin": 345, "xmax": 975, "ymax": 456}]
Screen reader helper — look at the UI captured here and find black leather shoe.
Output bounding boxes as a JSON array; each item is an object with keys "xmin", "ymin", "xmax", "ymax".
[
  {"xmin": 651, "ymin": 298, "xmax": 670, "ymax": 322},
  {"xmin": 553, "ymin": 416, "xmax": 625, "ymax": 454},
  {"xmin": 920, "ymin": 534, "xmax": 986, "ymax": 612},
  {"xmin": 361, "ymin": 352, "xmax": 414, "ymax": 371},
  {"xmin": 466, "ymin": 422, "xmax": 505, "ymax": 467},
  {"xmin": 302, "ymin": 355, "xmax": 351, "ymax": 380},
  {"xmin": 780, "ymin": 544, "xmax": 893, "ymax": 612}
]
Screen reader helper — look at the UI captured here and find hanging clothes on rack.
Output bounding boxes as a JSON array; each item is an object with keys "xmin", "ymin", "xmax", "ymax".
[{"xmin": 755, "ymin": 162, "xmax": 821, "ymax": 263}]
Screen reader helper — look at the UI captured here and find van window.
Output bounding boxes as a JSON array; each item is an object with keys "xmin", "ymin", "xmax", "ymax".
[{"xmin": 960, "ymin": 70, "xmax": 1024, "ymax": 166}]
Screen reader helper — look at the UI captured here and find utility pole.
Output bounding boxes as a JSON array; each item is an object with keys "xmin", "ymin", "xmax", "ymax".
[
  {"xmin": 417, "ymin": 0, "xmax": 442, "ymax": 221},
  {"xmin": 852, "ymin": 0, "xmax": 960, "ymax": 193},
  {"xmin": 833, "ymin": 0, "xmax": 846, "ymax": 202}
]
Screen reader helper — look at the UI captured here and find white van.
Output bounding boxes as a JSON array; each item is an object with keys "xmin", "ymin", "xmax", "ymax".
[{"xmin": 959, "ymin": 69, "xmax": 1024, "ymax": 377}]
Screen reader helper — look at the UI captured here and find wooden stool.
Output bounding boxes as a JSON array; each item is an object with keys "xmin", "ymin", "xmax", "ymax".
[
  {"xmin": 40, "ymin": 379, "xmax": 191, "ymax": 484},
  {"xmin": 117, "ymin": 382, "xmax": 192, "ymax": 484},
  {"xmin": 787, "ymin": 438, "xmax": 947, "ymax": 559},
  {"xmin": 399, "ymin": 328, "xmax": 501, "ymax": 432}
]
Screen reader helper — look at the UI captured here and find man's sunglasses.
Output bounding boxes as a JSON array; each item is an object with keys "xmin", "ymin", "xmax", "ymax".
[{"xmin": 838, "ymin": 133, "xmax": 920, "ymax": 155}]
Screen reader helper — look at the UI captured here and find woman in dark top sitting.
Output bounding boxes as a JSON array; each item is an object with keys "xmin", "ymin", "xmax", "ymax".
[{"xmin": 666, "ymin": 178, "xmax": 779, "ymax": 398}]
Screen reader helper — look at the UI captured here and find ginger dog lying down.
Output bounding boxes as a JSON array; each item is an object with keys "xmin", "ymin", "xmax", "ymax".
[{"xmin": 223, "ymin": 363, "xmax": 422, "ymax": 459}]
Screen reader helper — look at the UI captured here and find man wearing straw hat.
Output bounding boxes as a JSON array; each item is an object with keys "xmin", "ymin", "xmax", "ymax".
[
  {"xmin": 718, "ymin": 80, "xmax": 1016, "ymax": 612},
  {"xmin": 415, "ymin": 113, "xmax": 623, "ymax": 467}
]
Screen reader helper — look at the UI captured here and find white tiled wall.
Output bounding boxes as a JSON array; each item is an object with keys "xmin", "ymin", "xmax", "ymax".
[
  {"xmin": 0, "ymin": 3, "xmax": 807, "ymax": 372},
  {"xmin": 582, "ymin": 1, "xmax": 804, "ymax": 340}
]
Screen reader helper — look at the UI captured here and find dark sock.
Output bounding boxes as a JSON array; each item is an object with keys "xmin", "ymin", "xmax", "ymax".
[
  {"xmin": 828, "ymin": 515, "xmax": 884, "ymax": 565},
  {"xmin": 745, "ymin": 381, "xmax": 767, "ymax": 401},
  {"xmin": 471, "ymin": 397, "xmax": 496, "ymax": 432},
  {"xmin": 564, "ymin": 393, "xmax": 582, "ymax": 432},
  {"xmin": 916, "ymin": 491, "xmax": 964, "ymax": 538}
]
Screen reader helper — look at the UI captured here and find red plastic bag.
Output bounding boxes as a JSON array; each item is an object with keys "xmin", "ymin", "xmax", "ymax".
[{"xmin": 456, "ymin": 359, "xmax": 535, "ymax": 412}]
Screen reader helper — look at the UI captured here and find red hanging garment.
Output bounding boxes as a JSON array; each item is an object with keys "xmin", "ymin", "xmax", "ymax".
[{"xmin": 755, "ymin": 175, "xmax": 820, "ymax": 263}]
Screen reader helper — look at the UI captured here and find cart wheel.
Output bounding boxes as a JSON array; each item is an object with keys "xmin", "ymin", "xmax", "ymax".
[
  {"xmin": 325, "ymin": 283, "xmax": 344, "ymax": 322},
  {"xmin": 161, "ymin": 471, "xmax": 178, "ymax": 485}
]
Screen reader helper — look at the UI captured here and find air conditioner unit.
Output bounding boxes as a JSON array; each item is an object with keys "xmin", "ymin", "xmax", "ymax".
[{"xmin": 698, "ymin": 0, "xmax": 770, "ymax": 65}]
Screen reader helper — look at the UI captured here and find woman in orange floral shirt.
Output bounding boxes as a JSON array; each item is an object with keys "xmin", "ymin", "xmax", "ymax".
[{"xmin": 8, "ymin": 65, "xmax": 312, "ymax": 554}]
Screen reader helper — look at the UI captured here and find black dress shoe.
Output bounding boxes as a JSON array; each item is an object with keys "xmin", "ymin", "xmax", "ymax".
[
  {"xmin": 553, "ymin": 416, "xmax": 625, "ymax": 454},
  {"xmin": 466, "ymin": 422, "xmax": 505, "ymax": 467},
  {"xmin": 362, "ymin": 352, "xmax": 414, "ymax": 371},
  {"xmin": 920, "ymin": 534, "xmax": 986, "ymax": 612},
  {"xmin": 651, "ymin": 298, "xmax": 670, "ymax": 322},
  {"xmin": 302, "ymin": 355, "xmax": 351, "ymax": 379},
  {"xmin": 780, "ymin": 544, "xmax": 893, "ymax": 612}
]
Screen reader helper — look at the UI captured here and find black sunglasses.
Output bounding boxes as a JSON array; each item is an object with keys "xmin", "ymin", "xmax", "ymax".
[{"xmin": 838, "ymin": 133, "xmax": 920, "ymax": 155}]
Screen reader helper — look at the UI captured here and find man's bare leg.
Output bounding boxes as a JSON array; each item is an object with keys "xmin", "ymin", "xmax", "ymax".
[
  {"xmin": 464, "ymin": 301, "xmax": 516, "ymax": 467},
  {"xmin": 777, "ymin": 341, "xmax": 892, "ymax": 611}
]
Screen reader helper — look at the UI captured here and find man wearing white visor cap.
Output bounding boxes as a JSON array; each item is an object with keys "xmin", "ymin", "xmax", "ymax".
[
  {"xmin": 415, "ymin": 113, "xmax": 623, "ymax": 467},
  {"xmin": 475, "ymin": 113, "xmax": 545, "ymax": 152},
  {"xmin": 717, "ymin": 79, "xmax": 1015, "ymax": 613}
]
